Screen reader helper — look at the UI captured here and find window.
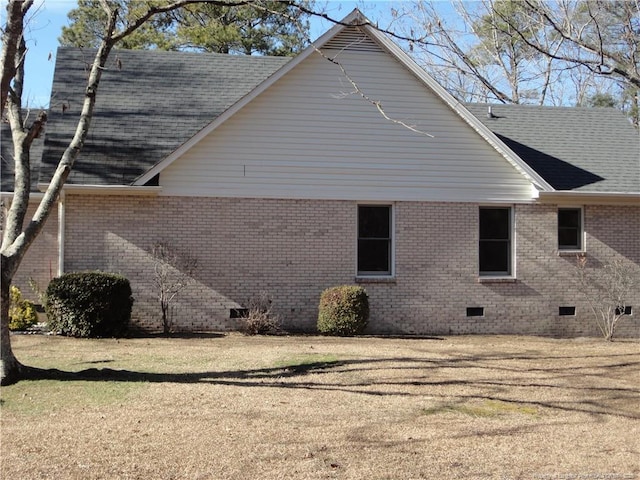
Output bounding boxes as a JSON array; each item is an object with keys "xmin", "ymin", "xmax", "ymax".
[
  {"xmin": 357, "ymin": 205, "xmax": 392, "ymax": 276},
  {"xmin": 558, "ymin": 208, "xmax": 583, "ymax": 250},
  {"xmin": 479, "ymin": 207, "xmax": 512, "ymax": 276}
]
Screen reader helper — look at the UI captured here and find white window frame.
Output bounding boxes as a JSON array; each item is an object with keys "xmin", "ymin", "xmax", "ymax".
[
  {"xmin": 557, "ymin": 206, "xmax": 585, "ymax": 253},
  {"xmin": 478, "ymin": 205, "xmax": 516, "ymax": 279},
  {"xmin": 355, "ymin": 203, "xmax": 395, "ymax": 278}
]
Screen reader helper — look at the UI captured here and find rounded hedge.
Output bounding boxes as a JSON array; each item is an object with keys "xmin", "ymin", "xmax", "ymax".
[
  {"xmin": 45, "ymin": 272, "xmax": 133, "ymax": 338},
  {"xmin": 317, "ymin": 285, "xmax": 369, "ymax": 336}
]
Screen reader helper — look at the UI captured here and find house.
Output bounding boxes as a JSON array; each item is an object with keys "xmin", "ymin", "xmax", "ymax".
[{"xmin": 6, "ymin": 10, "xmax": 640, "ymax": 336}]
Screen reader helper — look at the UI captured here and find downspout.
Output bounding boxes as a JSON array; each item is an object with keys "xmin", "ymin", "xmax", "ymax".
[{"xmin": 57, "ymin": 192, "xmax": 65, "ymax": 277}]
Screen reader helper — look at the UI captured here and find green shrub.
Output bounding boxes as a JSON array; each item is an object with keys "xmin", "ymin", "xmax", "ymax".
[
  {"xmin": 317, "ymin": 285, "xmax": 369, "ymax": 336},
  {"xmin": 8, "ymin": 286, "xmax": 39, "ymax": 331},
  {"xmin": 45, "ymin": 272, "xmax": 133, "ymax": 338}
]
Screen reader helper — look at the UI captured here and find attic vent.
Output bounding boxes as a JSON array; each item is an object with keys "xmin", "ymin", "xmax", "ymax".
[{"xmin": 322, "ymin": 28, "xmax": 382, "ymax": 53}]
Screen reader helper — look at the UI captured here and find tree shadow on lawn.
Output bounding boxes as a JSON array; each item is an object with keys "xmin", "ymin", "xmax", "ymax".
[{"xmin": 18, "ymin": 352, "xmax": 640, "ymax": 420}]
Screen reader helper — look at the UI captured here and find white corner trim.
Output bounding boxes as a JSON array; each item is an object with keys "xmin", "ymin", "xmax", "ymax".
[{"xmin": 58, "ymin": 192, "xmax": 65, "ymax": 277}]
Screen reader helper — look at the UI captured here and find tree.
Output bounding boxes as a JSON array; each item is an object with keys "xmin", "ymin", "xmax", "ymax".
[
  {"xmin": 392, "ymin": 0, "xmax": 639, "ymax": 121},
  {"xmin": 151, "ymin": 242, "xmax": 197, "ymax": 334},
  {"xmin": 468, "ymin": 0, "xmax": 546, "ymax": 104},
  {"xmin": 60, "ymin": 0, "xmax": 313, "ymax": 55},
  {"xmin": 576, "ymin": 256, "xmax": 638, "ymax": 341},
  {"xmin": 391, "ymin": 0, "xmax": 573, "ymax": 105},
  {"xmin": 496, "ymin": 0, "xmax": 640, "ymax": 123},
  {"xmin": 586, "ymin": 92, "xmax": 617, "ymax": 108},
  {"xmin": 512, "ymin": 0, "xmax": 640, "ymax": 90},
  {"xmin": 1, "ymin": 0, "xmax": 277, "ymax": 386},
  {"xmin": 60, "ymin": 0, "xmax": 178, "ymax": 50}
]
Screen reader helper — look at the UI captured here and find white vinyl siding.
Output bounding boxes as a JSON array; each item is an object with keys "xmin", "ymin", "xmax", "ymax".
[{"xmin": 160, "ymin": 31, "xmax": 536, "ymax": 202}]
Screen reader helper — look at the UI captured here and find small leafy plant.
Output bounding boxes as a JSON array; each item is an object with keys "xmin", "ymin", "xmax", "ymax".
[{"xmin": 8, "ymin": 286, "xmax": 38, "ymax": 331}]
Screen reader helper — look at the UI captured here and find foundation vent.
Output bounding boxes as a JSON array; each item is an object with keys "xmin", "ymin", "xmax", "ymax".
[
  {"xmin": 559, "ymin": 306, "xmax": 576, "ymax": 316},
  {"xmin": 466, "ymin": 307, "xmax": 484, "ymax": 317}
]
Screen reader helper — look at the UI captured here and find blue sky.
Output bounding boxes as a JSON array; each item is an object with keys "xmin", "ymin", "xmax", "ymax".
[
  {"xmin": 9, "ymin": 0, "xmax": 78, "ymax": 107},
  {"xmin": 6, "ymin": 0, "xmax": 398, "ymax": 108}
]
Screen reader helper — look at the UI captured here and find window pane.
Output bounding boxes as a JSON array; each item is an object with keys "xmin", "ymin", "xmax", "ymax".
[
  {"xmin": 479, "ymin": 241, "xmax": 510, "ymax": 273},
  {"xmin": 558, "ymin": 228, "xmax": 580, "ymax": 249},
  {"xmin": 359, "ymin": 206, "xmax": 390, "ymax": 238},
  {"xmin": 358, "ymin": 239, "xmax": 390, "ymax": 273},
  {"xmin": 479, "ymin": 208, "xmax": 510, "ymax": 240},
  {"xmin": 479, "ymin": 207, "xmax": 511, "ymax": 275},
  {"xmin": 558, "ymin": 209, "xmax": 580, "ymax": 228}
]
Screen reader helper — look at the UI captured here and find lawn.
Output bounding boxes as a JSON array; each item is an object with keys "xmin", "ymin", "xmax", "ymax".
[{"xmin": 1, "ymin": 334, "xmax": 638, "ymax": 480}]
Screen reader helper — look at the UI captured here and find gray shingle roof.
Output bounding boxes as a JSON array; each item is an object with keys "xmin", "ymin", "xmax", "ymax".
[
  {"xmin": 40, "ymin": 47, "xmax": 289, "ymax": 186},
  {"xmin": 466, "ymin": 103, "xmax": 640, "ymax": 193},
  {"xmin": 38, "ymin": 47, "xmax": 639, "ymax": 194}
]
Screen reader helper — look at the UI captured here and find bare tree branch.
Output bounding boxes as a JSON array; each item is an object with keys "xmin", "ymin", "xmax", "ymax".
[
  {"xmin": 501, "ymin": 0, "xmax": 640, "ymax": 88},
  {"xmin": 0, "ymin": 0, "xmax": 33, "ymax": 116}
]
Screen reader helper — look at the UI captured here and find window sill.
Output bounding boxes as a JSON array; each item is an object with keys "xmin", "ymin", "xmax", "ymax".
[
  {"xmin": 558, "ymin": 250, "xmax": 585, "ymax": 257},
  {"xmin": 477, "ymin": 276, "xmax": 517, "ymax": 284},
  {"xmin": 355, "ymin": 276, "xmax": 397, "ymax": 284}
]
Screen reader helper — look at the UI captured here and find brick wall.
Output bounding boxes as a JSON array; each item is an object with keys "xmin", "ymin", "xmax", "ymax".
[{"xmin": 62, "ymin": 195, "xmax": 640, "ymax": 337}]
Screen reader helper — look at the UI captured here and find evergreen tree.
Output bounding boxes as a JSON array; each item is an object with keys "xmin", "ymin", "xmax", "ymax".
[{"xmin": 60, "ymin": 0, "xmax": 312, "ymax": 56}]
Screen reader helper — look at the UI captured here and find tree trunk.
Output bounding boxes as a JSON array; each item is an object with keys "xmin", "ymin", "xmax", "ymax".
[{"xmin": 1, "ymin": 258, "xmax": 23, "ymax": 385}]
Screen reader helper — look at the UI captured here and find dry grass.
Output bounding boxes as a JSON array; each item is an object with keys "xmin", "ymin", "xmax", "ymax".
[{"xmin": 1, "ymin": 334, "xmax": 639, "ymax": 480}]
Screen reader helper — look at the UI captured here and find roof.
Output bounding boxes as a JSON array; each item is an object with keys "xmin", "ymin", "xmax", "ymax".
[
  {"xmin": 465, "ymin": 103, "xmax": 640, "ymax": 193},
  {"xmin": 1, "ymin": 112, "xmax": 45, "ymax": 193},
  {"xmin": 40, "ymin": 47, "xmax": 289, "ymax": 186},
  {"xmin": 35, "ymin": 14, "xmax": 640, "ymax": 195}
]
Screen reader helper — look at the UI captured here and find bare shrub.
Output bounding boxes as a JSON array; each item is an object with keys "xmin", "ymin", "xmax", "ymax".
[
  {"xmin": 576, "ymin": 256, "xmax": 638, "ymax": 341},
  {"xmin": 240, "ymin": 292, "xmax": 282, "ymax": 336},
  {"xmin": 151, "ymin": 242, "xmax": 197, "ymax": 334}
]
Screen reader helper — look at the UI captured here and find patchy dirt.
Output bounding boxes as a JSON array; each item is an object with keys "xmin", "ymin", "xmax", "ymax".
[{"xmin": 2, "ymin": 334, "xmax": 639, "ymax": 479}]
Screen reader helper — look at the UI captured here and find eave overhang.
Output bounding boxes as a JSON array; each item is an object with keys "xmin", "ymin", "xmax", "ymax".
[
  {"xmin": 538, "ymin": 191, "xmax": 640, "ymax": 206},
  {"xmin": 37, "ymin": 183, "xmax": 163, "ymax": 196},
  {"xmin": 1, "ymin": 191, "xmax": 45, "ymax": 201}
]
